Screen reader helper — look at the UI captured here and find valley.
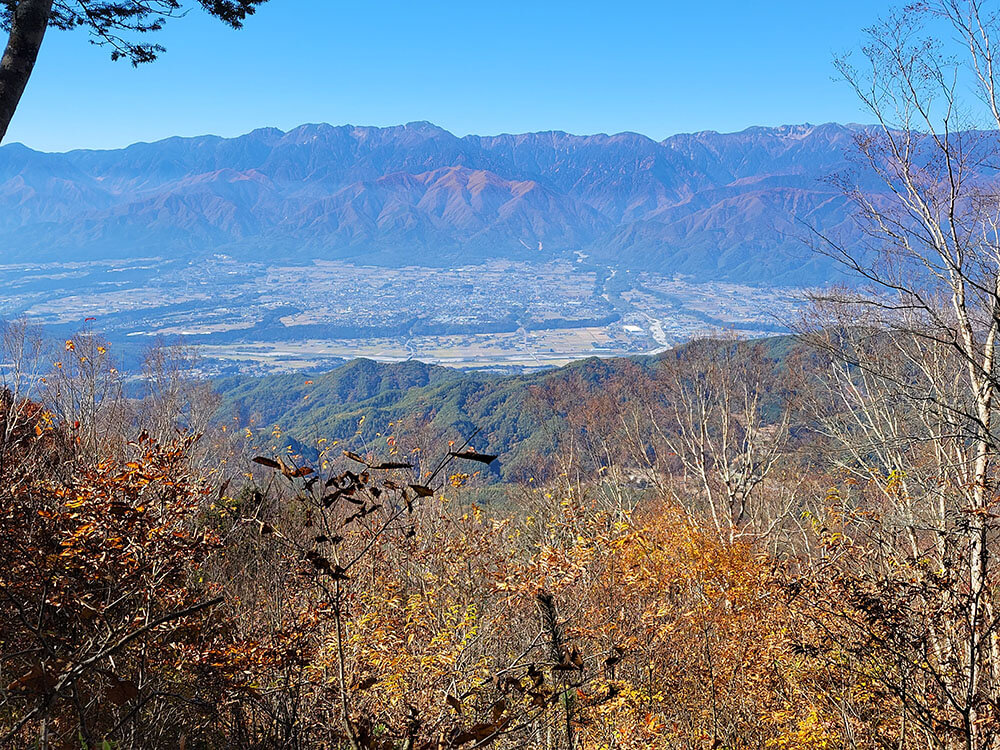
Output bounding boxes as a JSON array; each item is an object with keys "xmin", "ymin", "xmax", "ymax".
[
  {"xmin": 0, "ymin": 256, "xmax": 803, "ymax": 373},
  {"xmin": 7, "ymin": 0, "xmax": 1000, "ymax": 745},
  {"xmin": 0, "ymin": 120, "xmax": 855, "ymax": 374}
]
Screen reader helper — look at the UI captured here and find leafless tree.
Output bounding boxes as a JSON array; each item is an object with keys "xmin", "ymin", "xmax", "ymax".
[
  {"xmin": 802, "ymin": 3, "xmax": 1000, "ymax": 745},
  {"xmin": 652, "ymin": 337, "xmax": 794, "ymax": 542},
  {"xmin": 41, "ymin": 332, "xmax": 126, "ymax": 461},
  {"xmin": 138, "ymin": 342, "xmax": 218, "ymax": 440},
  {"xmin": 0, "ymin": 318, "xmax": 48, "ymax": 475}
]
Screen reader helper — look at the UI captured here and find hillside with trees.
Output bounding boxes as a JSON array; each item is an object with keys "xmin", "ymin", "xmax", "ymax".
[{"xmin": 211, "ymin": 337, "xmax": 798, "ymax": 485}]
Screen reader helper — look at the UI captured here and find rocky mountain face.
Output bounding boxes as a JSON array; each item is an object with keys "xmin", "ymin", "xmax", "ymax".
[{"xmin": 0, "ymin": 121, "xmax": 873, "ymax": 284}]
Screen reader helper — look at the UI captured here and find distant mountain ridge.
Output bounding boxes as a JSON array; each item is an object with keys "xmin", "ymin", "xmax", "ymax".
[{"xmin": 0, "ymin": 121, "xmax": 875, "ymax": 284}]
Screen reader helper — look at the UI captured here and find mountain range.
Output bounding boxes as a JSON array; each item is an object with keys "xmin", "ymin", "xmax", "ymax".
[{"xmin": 0, "ymin": 121, "xmax": 874, "ymax": 284}]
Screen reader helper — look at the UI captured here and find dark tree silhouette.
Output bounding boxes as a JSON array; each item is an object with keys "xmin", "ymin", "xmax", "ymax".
[{"xmin": 0, "ymin": 0, "xmax": 267, "ymax": 142}]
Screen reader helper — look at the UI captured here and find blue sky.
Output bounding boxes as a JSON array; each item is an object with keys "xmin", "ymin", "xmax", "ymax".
[{"xmin": 6, "ymin": 0, "xmax": 896, "ymax": 151}]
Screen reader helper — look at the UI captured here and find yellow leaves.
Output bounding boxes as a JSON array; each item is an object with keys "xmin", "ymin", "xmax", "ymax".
[
  {"xmin": 202, "ymin": 475, "xmax": 851, "ymax": 747},
  {"xmin": 823, "ymin": 486, "xmax": 840, "ymax": 506},
  {"xmin": 73, "ymin": 521, "xmax": 96, "ymax": 537},
  {"xmin": 884, "ymin": 467, "xmax": 906, "ymax": 495},
  {"xmin": 766, "ymin": 707, "xmax": 833, "ymax": 750}
]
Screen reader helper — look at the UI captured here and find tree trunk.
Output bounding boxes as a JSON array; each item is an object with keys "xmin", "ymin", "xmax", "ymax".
[{"xmin": 0, "ymin": 0, "xmax": 53, "ymax": 143}]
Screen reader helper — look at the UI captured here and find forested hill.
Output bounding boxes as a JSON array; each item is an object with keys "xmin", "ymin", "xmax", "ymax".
[
  {"xmin": 214, "ymin": 357, "xmax": 619, "ymax": 482},
  {"xmin": 0, "ymin": 122, "xmax": 878, "ymax": 285},
  {"xmin": 214, "ymin": 336, "xmax": 799, "ymax": 482}
]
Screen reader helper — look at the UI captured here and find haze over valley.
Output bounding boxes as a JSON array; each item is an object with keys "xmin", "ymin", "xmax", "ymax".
[{"xmin": 0, "ymin": 120, "xmax": 859, "ymax": 371}]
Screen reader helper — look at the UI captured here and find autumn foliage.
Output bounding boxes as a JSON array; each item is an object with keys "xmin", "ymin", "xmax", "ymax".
[
  {"xmin": 2, "ymin": 271, "xmax": 1000, "ymax": 750},
  {"xmin": 0, "ymin": 357, "xmax": 967, "ymax": 750}
]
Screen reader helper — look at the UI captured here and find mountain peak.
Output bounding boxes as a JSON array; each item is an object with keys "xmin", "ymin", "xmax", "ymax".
[
  {"xmin": 0, "ymin": 120, "xmax": 879, "ymax": 285},
  {"xmin": 247, "ymin": 126, "xmax": 285, "ymax": 139},
  {"xmin": 403, "ymin": 120, "xmax": 447, "ymax": 132}
]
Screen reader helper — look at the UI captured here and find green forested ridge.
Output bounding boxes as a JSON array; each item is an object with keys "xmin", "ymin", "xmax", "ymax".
[{"xmin": 214, "ymin": 337, "xmax": 797, "ymax": 481}]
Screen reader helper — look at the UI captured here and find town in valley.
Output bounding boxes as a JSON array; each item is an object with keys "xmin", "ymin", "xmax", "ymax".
[{"xmin": 0, "ymin": 255, "xmax": 804, "ymax": 374}]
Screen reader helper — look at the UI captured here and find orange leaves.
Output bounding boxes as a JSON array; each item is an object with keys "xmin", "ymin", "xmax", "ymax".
[
  {"xmin": 0, "ymin": 424, "xmax": 227, "ymax": 742},
  {"xmin": 469, "ymin": 492, "xmax": 813, "ymax": 746},
  {"xmin": 0, "ymin": 406, "xmax": 881, "ymax": 749},
  {"xmin": 643, "ymin": 712, "xmax": 665, "ymax": 734}
]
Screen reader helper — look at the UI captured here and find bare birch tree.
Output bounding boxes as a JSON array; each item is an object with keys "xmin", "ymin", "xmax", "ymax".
[
  {"xmin": 802, "ymin": 3, "xmax": 1000, "ymax": 745},
  {"xmin": 653, "ymin": 337, "xmax": 793, "ymax": 542}
]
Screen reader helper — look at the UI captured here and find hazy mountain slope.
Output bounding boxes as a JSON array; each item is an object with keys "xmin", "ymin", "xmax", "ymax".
[
  {"xmin": 0, "ymin": 121, "xmax": 877, "ymax": 283},
  {"xmin": 266, "ymin": 166, "xmax": 614, "ymax": 262}
]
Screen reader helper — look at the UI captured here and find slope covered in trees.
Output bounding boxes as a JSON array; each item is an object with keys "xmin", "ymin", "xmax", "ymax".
[
  {"xmin": 0, "ymin": 309, "xmax": 995, "ymax": 748},
  {"xmin": 212, "ymin": 337, "xmax": 798, "ymax": 484}
]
